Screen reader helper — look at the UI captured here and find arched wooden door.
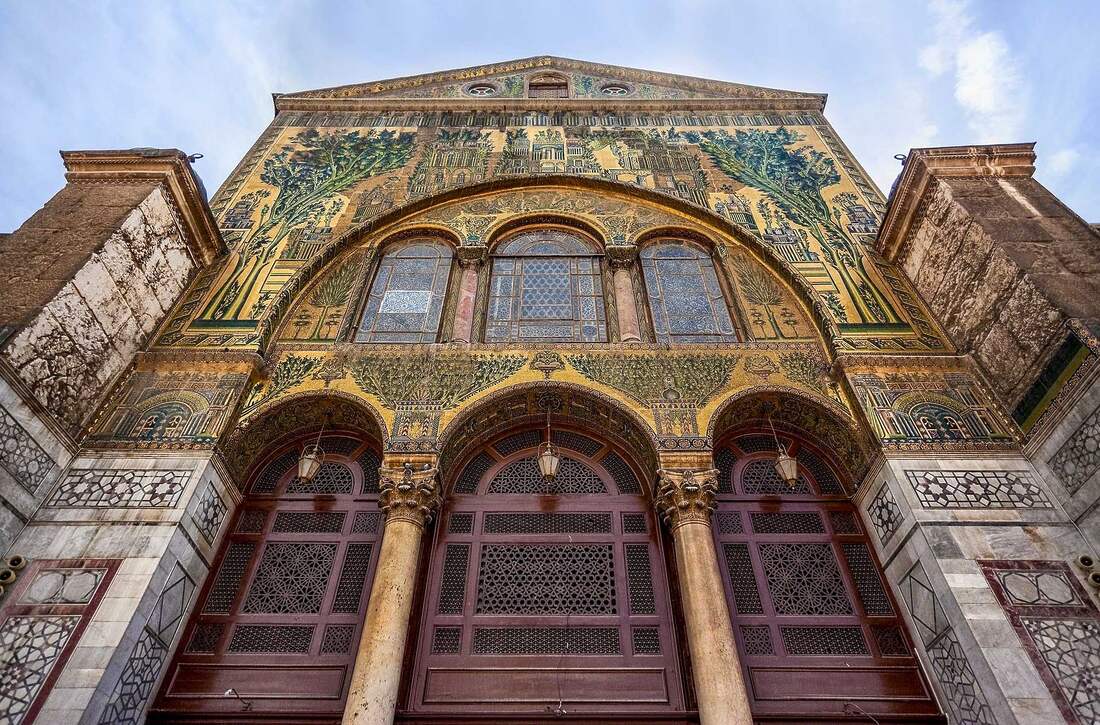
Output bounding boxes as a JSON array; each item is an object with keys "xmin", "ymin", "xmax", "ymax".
[
  {"xmin": 151, "ymin": 433, "xmax": 383, "ymax": 723},
  {"xmin": 713, "ymin": 430, "xmax": 944, "ymax": 723},
  {"xmin": 405, "ymin": 427, "xmax": 688, "ymax": 720}
]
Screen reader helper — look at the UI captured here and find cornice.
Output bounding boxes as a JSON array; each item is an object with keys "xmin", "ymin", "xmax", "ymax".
[
  {"xmin": 276, "ymin": 55, "xmax": 825, "ymax": 107},
  {"xmin": 876, "ymin": 143, "xmax": 1037, "ymax": 263},
  {"xmin": 272, "ymin": 97, "xmax": 827, "ymax": 114},
  {"xmin": 60, "ymin": 148, "xmax": 225, "ymax": 267}
]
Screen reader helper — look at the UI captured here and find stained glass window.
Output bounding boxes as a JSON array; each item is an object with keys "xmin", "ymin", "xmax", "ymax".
[
  {"xmin": 356, "ymin": 241, "xmax": 453, "ymax": 343},
  {"xmin": 641, "ymin": 241, "xmax": 737, "ymax": 343},
  {"xmin": 485, "ymin": 229, "xmax": 607, "ymax": 343}
]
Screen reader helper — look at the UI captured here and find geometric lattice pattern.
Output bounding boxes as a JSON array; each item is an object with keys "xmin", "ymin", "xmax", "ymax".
[
  {"xmin": 796, "ymin": 446, "xmax": 845, "ymax": 496},
  {"xmin": 1022, "ymin": 618, "xmax": 1100, "ymax": 724},
  {"xmin": 760, "ymin": 543, "xmax": 852, "ymax": 616},
  {"xmin": 600, "ymin": 450, "xmax": 641, "ymax": 494},
  {"xmin": 228, "ymin": 624, "xmax": 314, "ymax": 653},
  {"xmin": 868, "ymin": 483, "xmax": 903, "ymax": 545},
  {"xmin": 740, "ymin": 459, "xmax": 811, "ymax": 495},
  {"xmin": 194, "ymin": 482, "xmax": 227, "ymax": 544},
  {"xmin": 781, "ymin": 625, "xmax": 868, "ymax": 656},
  {"xmin": 749, "ymin": 511, "xmax": 824, "ymax": 534},
  {"xmin": 471, "ymin": 626, "xmax": 621, "ymax": 655},
  {"xmin": 47, "ymin": 468, "xmax": 189, "ymax": 508},
  {"xmin": 476, "ymin": 544, "xmax": 615, "ymax": 615},
  {"xmin": 632, "ymin": 627, "xmax": 661, "ymax": 655},
  {"xmin": 723, "ymin": 542, "xmax": 763, "ymax": 614},
  {"xmin": 432, "ymin": 627, "xmax": 462, "ymax": 654},
  {"xmin": 482, "ymin": 512, "xmax": 612, "ymax": 534},
  {"xmin": 906, "ymin": 470, "xmax": 1052, "ymax": 509},
  {"xmin": 841, "ymin": 543, "xmax": 893, "ymax": 616},
  {"xmin": 272, "ymin": 511, "xmax": 347, "ymax": 533},
  {"xmin": 625, "ymin": 544, "xmax": 655, "ymax": 614},
  {"xmin": 285, "ymin": 462, "xmax": 354, "ymax": 495},
  {"xmin": 332, "ymin": 543, "xmax": 373, "ymax": 614},
  {"xmin": 438, "ymin": 544, "xmax": 470, "ymax": 615},
  {"xmin": 487, "ymin": 456, "xmax": 606, "ymax": 495},
  {"xmin": 96, "ymin": 629, "xmax": 169, "ymax": 725},
  {"xmin": 1050, "ymin": 401, "xmax": 1100, "ymax": 494},
  {"xmin": 740, "ymin": 625, "xmax": 773, "ymax": 656},
  {"xmin": 0, "ymin": 615, "xmax": 80, "ymax": 724},
  {"xmin": 243, "ymin": 543, "xmax": 338, "ymax": 614},
  {"xmin": 0, "ymin": 404, "xmax": 54, "ymax": 493},
  {"xmin": 453, "ymin": 451, "xmax": 495, "ymax": 494}
]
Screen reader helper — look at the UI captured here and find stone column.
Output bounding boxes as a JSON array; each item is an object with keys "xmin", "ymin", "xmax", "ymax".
[
  {"xmin": 343, "ymin": 460, "xmax": 441, "ymax": 725},
  {"xmin": 450, "ymin": 245, "xmax": 487, "ymax": 343},
  {"xmin": 655, "ymin": 468, "xmax": 753, "ymax": 725},
  {"xmin": 606, "ymin": 244, "xmax": 642, "ymax": 342}
]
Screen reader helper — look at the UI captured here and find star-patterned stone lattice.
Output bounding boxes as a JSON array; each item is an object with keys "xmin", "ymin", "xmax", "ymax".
[
  {"xmin": 906, "ymin": 470, "xmax": 1052, "ymax": 509},
  {"xmin": 46, "ymin": 469, "xmax": 190, "ymax": 508},
  {"xmin": 867, "ymin": 483, "xmax": 903, "ymax": 545},
  {"xmin": 0, "ymin": 615, "xmax": 81, "ymax": 724},
  {"xmin": 1050, "ymin": 402, "xmax": 1100, "ymax": 493}
]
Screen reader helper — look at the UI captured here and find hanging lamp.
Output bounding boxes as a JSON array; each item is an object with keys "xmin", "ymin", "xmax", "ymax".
[
  {"xmin": 537, "ymin": 405, "xmax": 561, "ymax": 480},
  {"xmin": 298, "ymin": 423, "xmax": 326, "ymax": 482},
  {"xmin": 768, "ymin": 416, "xmax": 799, "ymax": 487}
]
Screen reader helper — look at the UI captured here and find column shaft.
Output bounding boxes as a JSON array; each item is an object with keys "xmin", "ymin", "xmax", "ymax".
[
  {"xmin": 673, "ymin": 521, "xmax": 753, "ymax": 724},
  {"xmin": 342, "ymin": 518, "xmax": 423, "ymax": 724},
  {"xmin": 451, "ymin": 263, "xmax": 479, "ymax": 343},
  {"xmin": 613, "ymin": 266, "xmax": 642, "ymax": 342}
]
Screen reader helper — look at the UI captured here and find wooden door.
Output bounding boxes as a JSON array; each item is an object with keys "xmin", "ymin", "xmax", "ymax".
[
  {"xmin": 151, "ymin": 434, "xmax": 382, "ymax": 723},
  {"xmin": 714, "ymin": 431, "xmax": 944, "ymax": 723},
  {"xmin": 405, "ymin": 428, "xmax": 688, "ymax": 720}
]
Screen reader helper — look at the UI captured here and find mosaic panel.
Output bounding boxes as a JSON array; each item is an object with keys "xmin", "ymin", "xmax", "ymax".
[
  {"xmin": 0, "ymin": 404, "xmax": 53, "ymax": 493},
  {"xmin": 1049, "ymin": 401, "xmax": 1100, "ymax": 493},
  {"xmin": 906, "ymin": 470, "xmax": 1052, "ymax": 509},
  {"xmin": 47, "ymin": 468, "xmax": 190, "ymax": 508},
  {"xmin": 1021, "ymin": 619, "xmax": 1100, "ymax": 724}
]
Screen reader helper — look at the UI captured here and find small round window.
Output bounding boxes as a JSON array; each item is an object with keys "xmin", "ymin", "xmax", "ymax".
[
  {"xmin": 600, "ymin": 84, "xmax": 632, "ymax": 96},
  {"xmin": 465, "ymin": 83, "xmax": 498, "ymax": 97}
]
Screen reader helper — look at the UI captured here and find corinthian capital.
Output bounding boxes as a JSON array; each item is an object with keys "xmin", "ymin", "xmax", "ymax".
[
  {"xmin": 605, "ymin": 244, "xmax": 638, "ymax": 271},
  {"xmin": 654, "ymin": 468, "xmax": 719, "ymax": 529},
  {"xmin": 456, "ymin": 244, "xmax": 488, "ymax": 269},
  {"xmin": 379, "ymin": 462, "xmax": 442, "ymax": 528}
]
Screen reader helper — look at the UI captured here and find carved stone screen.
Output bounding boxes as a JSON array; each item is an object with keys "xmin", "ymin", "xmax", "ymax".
[
  {"xmin": 485, "ymin": 229, "xmax": 607, "ymax": 343},
  {"xmin": 356, "ymin": 240, "xmax": 453, "ymax": 343},
  {"xmin": 713, "ymin": 431, "xmax": 942, "ymax": 721},
  {"xmin": 640, "ymin": 240, "xmax": 738, "ymax": 343},
  {"xmin": 151, "ymin": 434, "xmax": 383, "ymax": 721},
  {"xmin": 409, "ymin": 427, "xmax": 685, "ymax": 717}
]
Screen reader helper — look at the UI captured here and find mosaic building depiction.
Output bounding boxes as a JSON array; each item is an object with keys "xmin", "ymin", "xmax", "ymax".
[{"xmin": 1, "ymin": 55, "xmax": 1099, "ymax": 725}]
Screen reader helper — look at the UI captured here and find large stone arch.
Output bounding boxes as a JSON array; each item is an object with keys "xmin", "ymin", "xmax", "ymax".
[
  {"xmin": 221, "ymin": 390, "xmax": 388, "ymax": 484},
  {"xmin": 256, "ymin": 175, "xmax": 840, "ymax": 354},
  {"xmin": 706, "ymin": 386, "xmax": 875, "ymax": 484},
  {"xmin": 436, "ymin": 380, "xmax": 660, "ymax": 497}
]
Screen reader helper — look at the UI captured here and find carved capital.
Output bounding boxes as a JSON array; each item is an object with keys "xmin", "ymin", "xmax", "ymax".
[
  {"xmin": 654, "ymin": 468, "xmax": 719, "ymax": 529},
  {"xmin": 605, "ymin": 244, "xmax": 638, "ymax": 271},
  {"xmin": 456, "ymin": 245, "xmax": 489, "ymax": 270},
  {"xmin": 379, "ymin": 462, "xmax": 442, "ymax": 528}
]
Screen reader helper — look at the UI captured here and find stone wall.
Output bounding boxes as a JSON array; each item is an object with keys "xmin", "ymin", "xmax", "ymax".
[
  {"xmin": 1, "ymin": 185, "xmax": 197, "ymax": 437},
  {"xmin": 858, "ymin": 454, "xmax": 1098, "ymax": 725}
]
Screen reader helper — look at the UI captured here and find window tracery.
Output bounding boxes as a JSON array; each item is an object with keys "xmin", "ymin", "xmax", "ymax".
[
  {"xmin": 485, "ymin": 228, "xmax": 608, "ymax": 343},
  {"xmin": 640, "ymin": 240, "xmax": 738, "ymax": 343},
  {"xmin": 356, "ymin": 240, "xmax": 453, "ymax": 342}
]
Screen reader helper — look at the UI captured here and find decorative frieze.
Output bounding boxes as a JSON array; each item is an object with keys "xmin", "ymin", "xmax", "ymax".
[
  {"xmin": 46, "ymin": 468, "xmax": 190, "ymax": 508},
  {"xmin": 379, "ymin": 463, "xmax": 441, "ymax": 527},
  {"xmin": 905, "ymin": 470, "xmax": 1052, "ymax": 509},
  {"xmin": 867, "ymin": 483, "xmax": 902, "ymax": 545},
  {"xmin": 0, "ymin": 404, "xmax": 54, "ymax": 493},
  {"xmin": 654, "ymin": 468, "xmax": 719, "ymax": 529},
  {"xmin": 1049, "ymin": 401, "xmax": 1100, "ymax": 493}
]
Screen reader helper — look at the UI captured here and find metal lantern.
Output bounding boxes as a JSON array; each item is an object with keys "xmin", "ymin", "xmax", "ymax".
[
  {"xmin": 537, "ymin": 441, "xmax": 561, "ymax": 480},
  {"xmin": 298, "ymin": 443, "xmax": 325, "ymax": 482},
  {"xmin": 774, "ymin": 443, "xmax": 799, "ymax": 486}
]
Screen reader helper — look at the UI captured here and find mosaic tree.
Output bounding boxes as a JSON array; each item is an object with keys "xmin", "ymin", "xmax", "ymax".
[
  {"xmin": 206, "ymin": 129, "xmax": 416, "ymax": 321},
  {"xmin": 688, "ymin": 128, "xmax": 898, "ymax": 325}
]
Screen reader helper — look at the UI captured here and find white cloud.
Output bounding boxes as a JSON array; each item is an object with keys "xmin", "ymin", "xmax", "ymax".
[
  {"xmin": 1047, "ymin": 148, "xmax": 1080, "ymax": 175},
  {"xmin": 918, "ymin": 0, "xmax": 1029, "ymax": 142}
]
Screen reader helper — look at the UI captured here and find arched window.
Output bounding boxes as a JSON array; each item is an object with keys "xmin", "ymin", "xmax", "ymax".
[
  {"xmin": 154, "ymin": 433, "xmax": 383, "ymax": 719},
  {"xmin": 641, "ymin": 240, "xmax": 738, "ymax": 343},
  {"xmin": 355, "ymin": 239, "xmax": 453, "ymax": 343},
  {"xmin": 711, "ymin": 431, "xmax": 941, "ymax": 721},
  {"xmin": 409, "ymin": 428, "xmax": 686, "ymax": 716},
  {"xmin": 528, "ymin": 73, "xmax": 569, "ymax": 98},
  {"xmin": 485, "ymin": 228, "xmax": 607, "ymax": 343}
]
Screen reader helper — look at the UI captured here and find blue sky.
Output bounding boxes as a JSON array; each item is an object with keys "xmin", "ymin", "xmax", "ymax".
[{"xmin": 1, "ymin": 0, "xmax": 1097, "ymax": 231}]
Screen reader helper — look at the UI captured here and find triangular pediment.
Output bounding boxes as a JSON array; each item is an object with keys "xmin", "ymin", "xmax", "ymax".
[{"xmin": 278, "ymin": 56, "xmax": 823, "ymax": 105}]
